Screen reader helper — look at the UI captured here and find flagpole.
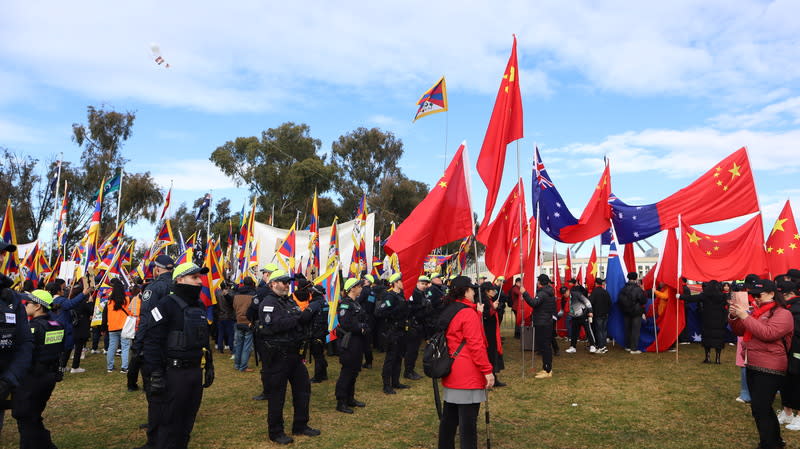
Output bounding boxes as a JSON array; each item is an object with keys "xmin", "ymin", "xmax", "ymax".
[
  {"xmin": 650, "ymin": 243, "xmax": 664, "ymax": 355},
  {"xmin": 676, "ymin": 216, "xmax": 683, "ymax": 363},
  {"xmin": 207, "ymin": 191, "xmax": 213, "ymax": 260},
  {"xmin": 443, "ymin": 109, "xmax": 449, "ymax": 172},
  {"xmin": 49, "ymin": 153, "xmax": 63, "ymax": 262},
  {"xmin": 116, "ymin": 168, "xmax": 124, "ymax": 229}
]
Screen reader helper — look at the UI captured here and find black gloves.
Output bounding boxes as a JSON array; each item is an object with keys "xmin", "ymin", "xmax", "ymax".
[
  {"xmin": 308, "ymin": 298, "xmax": 324, "ymax": 314},
  {"xmin": 203, "ymin": 365, "xmax": 215, "ymax": 388},
  {"xmin": 150, "ymin": 371, "xmax": 166, "ymax": 395},
  {"xmin": 299, "ymin": 308, "xmax": 315, "ymax": 324}
]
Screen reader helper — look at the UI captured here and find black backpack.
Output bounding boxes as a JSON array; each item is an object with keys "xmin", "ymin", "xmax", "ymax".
[{"xmin": 422, "ymin": 302, "xmax": 468, "ymax": 379}]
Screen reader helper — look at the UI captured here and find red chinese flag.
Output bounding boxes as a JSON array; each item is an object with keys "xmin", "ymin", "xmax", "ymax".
[
  {"xmin": 477, "ymin": 35, "xmax": 524, "ymax": 228},
  {"xmin": 560, "ymin": 163, "xmax": 612, "ymax": 243},
  {"xmin": 657, "ymin": 228, "xmax": 680, "ymax": 289},
  {"xmin": 585, "ymin": 246, "xmax": 597, "ymax": 293},
  {"xmin": 385, "ymin": 142, "xmax": 474, "ymax": 295},
  {"xmin": 477, "ymin": 179, "xmax": 527, "ymax": 277},
  {"xmin": 564, "ymin": 247, "xmax": 573, "ymax": 281},
  {"xmin": 766, "ymin": 200, "xmax": 800, "ymax": 276},
  {"xmin": 644, "ymin": 228, "xmax": 686, "ymax": 352},
  {"xmin": 680, "ymin": 214, "xmax": 768, "ymax": 282},
  {"xmin": 657, "ymin": 147, "xmax": 758, "ymax": 229},
  {"xmin": 623, "ymin": 243, "xmax": 637, "ymax": 278}
]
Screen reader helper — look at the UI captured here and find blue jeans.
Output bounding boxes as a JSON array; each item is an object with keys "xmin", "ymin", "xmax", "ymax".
[
  {"xmin": 740, "ymin": 367, "xmax": 751, "ymax": 402},
  {"xmin": 233, "ymin": 326, "xmax": 254, "ymax": 371},
  {"xmin": 217, "ymin": 319, "xmax": 235, "ymax": 352},
  {"xmin": 593, "ymin": 316, "xmax": 608, "ymax": 349},
  {"xmin": 107, "ymin": 331, "xmax": 131, "ymax": 371}
]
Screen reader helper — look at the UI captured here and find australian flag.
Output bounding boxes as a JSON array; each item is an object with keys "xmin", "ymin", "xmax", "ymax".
[
  {"xmin": 195, "ymin": 193, "xmax": 212, "ymax": 221},
  {"xmin": 609, "ymin": 196, "xmax": 661, "ymax": 244},
  {"xmin": 532, "ymin": 147, "xmax": 579, "ymax": 242},
  {"xmin": 605, "ymin": 238, "xmax": 627, "ymax": 346}
]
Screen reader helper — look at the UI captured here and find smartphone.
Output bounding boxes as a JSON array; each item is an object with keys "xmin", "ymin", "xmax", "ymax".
[{"xmin": 730, "ymin": 291, "xmax": 749, "ymax": 310}]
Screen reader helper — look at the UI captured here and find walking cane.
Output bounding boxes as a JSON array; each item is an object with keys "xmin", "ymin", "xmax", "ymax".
[
  {"xmin": 485, "ymin": 389, "xmax": 492, "ymax": 449},
  {"xmin": 587, "ymin": 316, "xmax": 597, "ymax": 350}
]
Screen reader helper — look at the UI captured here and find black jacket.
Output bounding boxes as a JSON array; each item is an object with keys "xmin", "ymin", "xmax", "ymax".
[
  {"xmin": 256, "ymin": 292, "xmax": 313, "ymax": 348},
  {"xmin": 525, "ymin": 285, "xmax": 556, "ymax": 327},
  {"xmin": 142, "ymin": 291, "xmax": 209, "ymax": 372},
  {"xmin": 619, "ymin": 281, "xmax": 647, "ymax": 316},
  {"xmin": 0, "ymin": 281, "xmax": 33, "ymax": 388},
  {"xmin": 589, "ymin": 287, "xmax": 612, "ymax": 317}
]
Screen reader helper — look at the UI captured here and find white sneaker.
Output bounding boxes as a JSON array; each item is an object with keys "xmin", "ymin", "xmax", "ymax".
[
  {"xmin": 70, "ymin": 367, "xmax": 86, "ymax": 374},
  {"xmin": 624, "ymin": 348, "xmax": 632, "ymax": 352},
  {"xmin": 630, "ymin": 350, "xmax": 642, "ymax": 354},
  {"xmin": 230, "ymin": 355, "xmax": 236, "ymax": 360},
  {"xmin": 565, "ymin": 347, "xmax": 577, "ymax": 353},
  {"xmin": 786, "ymin": 415, "xmax": 800, "ymax": 430},
  {"xmin": 589, "ymin": 346, "xmax": 597, "ymax": 353},
  {"xmin": 735, "ymin": 397, "xmax": 747, "ymax": 403},
  {"xmin": 597, "ymin": 347, "xmax": 608, "ymax": 354},
  {"xmin": 778, "ymin": 410, "xmax": 794, "ymax": 425}
]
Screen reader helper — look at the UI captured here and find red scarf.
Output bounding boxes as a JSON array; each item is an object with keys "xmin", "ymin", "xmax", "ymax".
[{"xmin": 743, "ymin": 301, "xmax": 777, "ymax": 342}]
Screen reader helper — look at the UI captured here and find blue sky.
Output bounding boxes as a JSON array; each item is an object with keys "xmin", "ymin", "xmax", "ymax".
[{"xmin": 2, "ymin": 1, "xmax": 800, "ymax": 257}]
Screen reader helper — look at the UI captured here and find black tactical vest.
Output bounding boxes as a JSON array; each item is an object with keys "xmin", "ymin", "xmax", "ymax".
[
  {"xmin": 166, "ymin": 296, "xmax": 209, "ymax": 352},
  {"xmin": 0, "ymin": 296, "xmax": 19, "ymax": 350},
  {"xmin": 31, "ymin": 317, "xmax": 64, "ymax": 366}
]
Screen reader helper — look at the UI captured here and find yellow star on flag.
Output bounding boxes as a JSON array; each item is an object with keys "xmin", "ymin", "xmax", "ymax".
[
  {"xmin": 716, "ymin": 180, "xmax": 723, "ymax": 186},
  {"xmin": 438, "ymin": 181, "xmax": 447, "ymax": 188},
  {"xmin": 729, "ymin": 162, "xmax": 741, "ymax": 178},
  {"xmin": 772, "ymin": 218, "xmax": 788, "ymax": 235},
  {"xmin": 706, "ymin": 250, "xmax": 712, "ymax": 255},
  {"xmin": 687, "ymin": 231, "xmax": 702, "ymax": 245},
  {"xmin": 795, "ymin": 234, "xmax": 800, "ymax": 240},
  {"xmin": 791, "ymin": 243, "xmax": 798, "ymax": 250},
  {"xmin": 723, "ymin": 185, "xmax": 729, "ymax": 191},
  {"xmin": 777, "ymin": 248, "xmax": 785, "ymax": 255},
  {"xmin": 714, "ymin": 246, "xmax": 720, "ymax": 251},
  {"xmin": 767, "ymin": 247, "xmax": 774, "ymax": 253}
]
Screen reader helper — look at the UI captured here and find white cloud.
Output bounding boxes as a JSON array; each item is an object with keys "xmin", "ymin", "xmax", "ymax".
[
  {"xmin": 1, "ymin": 1, "xmax": 799, "ymax": 112},
  {"xmin": 711, "ymin": 96, "xmax": 800, "ymax": 129},
  {"xmin": 141, "ymin": 159, "xmax": 237, "ymax": 191}
]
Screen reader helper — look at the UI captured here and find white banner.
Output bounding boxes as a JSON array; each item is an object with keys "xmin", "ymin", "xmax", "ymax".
[{"xmin": 251, "ymin": 213, "xmax": 375, "ymax": 273}]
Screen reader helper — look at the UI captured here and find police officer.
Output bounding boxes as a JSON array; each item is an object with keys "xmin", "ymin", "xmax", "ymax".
[
  {"xmin": 0, "ymin": 241, "xmax": 33, "ymax": 422},
  {"xmin": 335, "ymin": 278, "xmax": 369, "ymax": 414},
  {"xmin": 14, "ymin": 289, "xmax": 63, "ymax": 449},
  {"xmin": 143, "ymin": 262, "xmax": 214, "ymax": 449},
  {"xmin": 132, "ymin": 254, "xmax": 174, "ymax": 449},
  {"xmin": 376, "ymin": 272, "xmax": 410, "ymax": 394},
  {"xmin": 309, "ymin": 285, "xmax": 329, "ymax": 383},
  {"xmin": 357, "ymin": 274, "xmax": 377, "ymax": 369},
  {"xmin": 404, "ymin": 275, "xmax": 431, "ymax": 381},
  {"xmin": 251, "ymin": 263, "xmax": 278, "ymax": 400},
  {"xmin": 256, "ymin": 270, "xmax": 322, "ymax": 445}
]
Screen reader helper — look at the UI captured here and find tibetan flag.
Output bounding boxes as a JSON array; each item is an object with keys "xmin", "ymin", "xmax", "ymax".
[
  {"xmin": 611, "ymin": 147, "xmax": 759, "ymax": 243},
  {"xmin": 199, "ymin": 242, "xmax": 220, "ymax": 307},
  {"xmin": 44, "ymin": 252, "xmax": 62, "ymax": 286},
  {"xmin": 184, "ymin": 232, "xmax": 197, "ymax": 252},
  {"xmin": 121, "ymin": 241, "xmax": 134, "ymax": 268},
  {"xmin": 314, "ymin": 264, "xmax": 341, "ymax": 342},
  {"xmin": 351, "ymin": 195, "xmax": 368, "ymax": 274},
  {"xmin": 22, "ymin": 243, "xmax": 40, "ymax": 287},
  {"xmin": 424, "ymin": 254, "xmax": 453, "ymax": 271},
  {"xmin": 478, "ymin": 179, "xmax": 527, "ymax": 278},
  {"xmin": 477, "ymin": 35, "xmax": 524, "ymax": 228},
  {"xmin": 160, "ymin": 186, "xmax": 172, "ymax": 221},
  {"xmin": 175, "ymin": 248, "xmax": 193, "ymax": 266},
  {"xmin": 680, "ymin": 214, "xmax": 768, "ymax": 282},
  {"xmin": 99, "ymin": 221, "xmax": 126, "ymax": 258},
  {"xmin": 308, "ymin": 190, "xmax": 320, "ymax": 275},
  {"xmin": 413, "ymin": 76, "xmax": 448, "ymax": 122},
  {"xmin": 0, "ymin": 200, "xmax": 19, "ymax": 276},
  {"xmin": 766, "ymin": 200, "xmax": 800, "ymax": 276},
  {"xmin": 277, "ymin": 224, "xmax": 296, "ymax": 273},
  {"xmin": 56, "ymin": 182, "xmax": 69, "ymax": 249},
  {"xmin": 82, "ymin": 178, "xmax": 105, "ymax": 274},
  {"xmin": 585, "ymin": 246, "xmax": 598, "ymax": 293},
  {"xmin": 326, "ymin": 218, "xmax": 340, "ymax": 272},
  {"xmin": 157, "ymin": 220, "xmax": 175, "ymax": 244},
  {"xmin": 385, "ymin": 142, "xmax": 474, "ymax": 295}
]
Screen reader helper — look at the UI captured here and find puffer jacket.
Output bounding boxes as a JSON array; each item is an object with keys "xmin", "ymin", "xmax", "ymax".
[
  {"xmin": 524, "ymin": 285, "xmax": 556, "ymax": 327},
  {"xmin": 442, "ymin": 298, "xmax": 493, "ymax": 390},
  {"xmin": 729, "ymin": 304, "xmax": 793, "ymax": 373}
]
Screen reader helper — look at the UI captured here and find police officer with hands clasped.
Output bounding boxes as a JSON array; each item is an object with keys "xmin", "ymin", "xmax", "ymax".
[
  {"xmin": 334, "ymin": 277, "xmax": 370, "ymax": 414},
  {"xmin": 0, "ymin": 240, "xmax": 33, "ymax": 431},
  {"xmin": 142, "ymin": 262, "xmax": 214, "ymax": 449},
  {"xmin": 376, "ymin": 272, "xmax": 411, "ymax": 394},
  {"xmin": 256, "ymin": 269, "xmax": 322, "ymax": 445}
]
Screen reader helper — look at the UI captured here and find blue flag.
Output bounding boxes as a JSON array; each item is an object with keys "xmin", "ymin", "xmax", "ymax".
[
  {"xmin": 605, "ymin": 240, "xmax": 627, "ymax": 346},
  {"xmin": 96, "ymin": 172, "xmax": 121, "ymax": 197},
  {"xmin": 609, "ymin": 195, "xmax": 661, "ymax": 244},
  {"xmin": 532, "ymin": 147, "xmax": 579, "ymax": 242},
  {"xmin": 196, "ymin": 194, "xmax": 211, "ymax": 221}
]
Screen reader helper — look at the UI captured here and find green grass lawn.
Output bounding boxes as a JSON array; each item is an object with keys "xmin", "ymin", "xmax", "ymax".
[{"xmin": 0, "ymin": 330, "xmax": 794, "ymax": 449}]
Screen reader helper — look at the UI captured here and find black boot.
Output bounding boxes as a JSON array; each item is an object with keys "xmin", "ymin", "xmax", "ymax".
[
  {"xmin": 494, "ymin": 376, "xmax": 507, "ymax": 387},
  {"xmin": 336, "ymin": 400, "xmax": 354, "ymax": 414},
  {"xmin": 383, "ymin": 384, "xmax": 396, "ymax": 395},
  {"xmin": 715, "ymin": 348, "xmax": 721, "ymax": 364},
  {"xmin": 702, "ymin": 348, "xmax": 711, "ymax": 364},
  {"xmin": 404, "ymin": 371, "xmax": 422, "ymax": 381},
  {"xmin": 347, "ymin": 397, "xmax": 366, "ymax": 407}
]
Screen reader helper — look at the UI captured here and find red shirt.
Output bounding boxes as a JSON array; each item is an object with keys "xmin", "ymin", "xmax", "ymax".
[
  {"xmin": 442, "ymin": 298, "xmax": 494, "ymax": 389},
  {"xmin": 729, "ymin": 305, "xmax": 792, "ymax": 372}
]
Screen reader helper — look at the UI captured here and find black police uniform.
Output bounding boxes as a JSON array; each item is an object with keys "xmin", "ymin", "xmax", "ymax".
[
  {"xmin": 334, "ymin": 294, "xmax": 369, "ymax": 412},
  {"xmin": 12, "ymin": 314, "xmax": 63, "ymax": 449},
  {"xmin": 309, "ymin": 289, "xmax": 329, "ymax": 383},
  {"xmin": 0, "ymin": 275, "xmax": 34, "ymax": 409},
  {"xmin": 356, "ymin": 285, "xmax": 376, "ymax": 368},
  {"xmin": 249, "ymin": 284, "xmax": 274, "ymax": 399},
  {"xmin": 143, "ymin": 286, "xmax": 213, "ymax": 449},
  {"xmin": 404, "ymin": 288, "xmax": 430, "ymax": 379},
  {"xmin": 376, "ymin": 289, "xmax": 409, "ymax": 393},
  {"xmin": 256, "ymin": 291, "xmax": 320, "ymax": 443},
  {"xmin": 131, "ymin": 270, "xmax": 172, "ymax": 446}
]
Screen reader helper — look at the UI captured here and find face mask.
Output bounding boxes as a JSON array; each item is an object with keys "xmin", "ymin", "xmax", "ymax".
[{"xmin": 174, "ymin": 283, "xmax": 202, "ymax": 301}]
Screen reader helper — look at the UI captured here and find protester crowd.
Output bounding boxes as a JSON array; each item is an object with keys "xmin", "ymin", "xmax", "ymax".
[{"xmin": 2, "ymin": 236, "xmax": 800, "ymax": 449}]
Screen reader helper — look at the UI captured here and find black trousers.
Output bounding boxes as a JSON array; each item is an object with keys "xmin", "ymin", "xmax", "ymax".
[
  {"xmin": 551, "ymin": 323, "xmax": 560, "ymax": 353},
  {"xmin": 404, "ymin": 327, "xmax": 423, "ymax": 374},
  {"xmin": 781, "ymin": 372, "xmax": 800, "ymax": 410},
  {"xmin": 150, "ymin": 366, "xmax": 203, "ymax": 449},
  {"xmin": 266, "ymin": 353, "xmax": 311, "ymax": 438},
  {"xmin": 623, "ymin": 314, "xmax": 642, "ymax": 350},
  {"xmin": 61, "ymin": 338, "xmax": 87, "ymax": 369},
  {"xmin": 310, "ymin": 338, "xmax": 328, "ymax": 380},
  {"xmin": 253, "ymin": 336, "xmax": 269, "ymax": 396},
  {"xmin": 570, "ymin": 319, "xmax": 595, "ymax": 348},
  {"xmin": 382, "ymin": 333, "xmax": 406, "ymax": 386},
  {"xmin": 437, "ymin": 401, "xmax": 480, "ymax": 449},
  {"xmin": 12, "ymin": 372, "xmax": 57, "ymax": 449},
  {"xmin": 747, "ymin": 368, "xmax": 785, "ymax": 449},
  {"xmin": 534, "ymin": 324, "xmax": 553, "ymax": 372},
  {"xmin": 335, "ymin": 336, "xmax": 364, "ymax": 400},
  {"xmin": 142, "ymin": 365, "xmax": 159, "ymax": 447},
  {"xmin": 363, "ymin": 329, "xmax": 374, "ymax": 365},
  {"xmin": 128, "ymin": 352, "xmax": 143, "ymax": 388}
]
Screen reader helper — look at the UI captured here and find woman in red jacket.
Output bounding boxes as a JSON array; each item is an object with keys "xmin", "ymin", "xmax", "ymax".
[
  {"xmin": 729, "ymin": 279, "xmax": 793, "ymax": 449},
  {"xmin": 438, "ymin": 276, "xmax": 494, "ymax": 449}
]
